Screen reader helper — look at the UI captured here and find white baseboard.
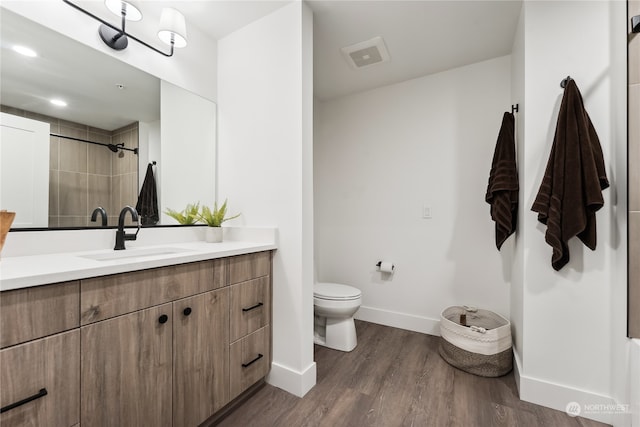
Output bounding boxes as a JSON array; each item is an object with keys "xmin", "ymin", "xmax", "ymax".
[
  {"xmin": 266, "ymin": 360, "xmax": 317, "ymax": 398},
  {"xmin": 354, "ymin": 305, "xmax": 440, "ymax": 336},
  {"xmin": 512, "ymin": 348, "xmax": 522, "ymax": 394},
  {"xmin": 518, "ymin": 372, "xmax": 630, "ymax": 426}
]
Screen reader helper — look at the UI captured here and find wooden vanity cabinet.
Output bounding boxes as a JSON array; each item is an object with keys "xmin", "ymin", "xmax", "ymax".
[
  {"xmin": 0, "ymin": 250, "xmax": 273, "ymax": 427},
  {"xmin": 0, "ymin": 280, "xmax": 79, "ymax": 349},
  {"xmin": 81, "ymin": 303, "xmax": 173, "ymax": 427},
  {"xmin": 80, "ymin": 259, "xmax": 225, "ymax": 325},
  {"xmin": 81, "ymin": 290, "xmax": 230, "ymax": 427},
  {"xmin": 0, "ymin": 281, "xmax": 80, "ymax": 427},
  {"xmin": 227, "ymin": 252, "xmax": 272, "ymax": 401},
  {"xmin": 230, "ymin": 325, "xmax": 271, "ymax": 399},
  {"xmin": 80, "ymin": 260, "xmax": 229, "ymax": 427},
  {"xmin": 0, "ymin": 330, "xmax": 80, "ymax": 427},
  {"xmin": 172, "ymin": 289, "xmax": 229, "ymax": 427}
]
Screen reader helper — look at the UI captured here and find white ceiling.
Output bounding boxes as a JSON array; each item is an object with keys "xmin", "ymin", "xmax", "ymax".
[
  {"xmin": 178, "ymin": 0, "xmax": 523, "ymax": 101},
  {"xmin": 186, "ymin": 0, "xmax": 522, "ymax": 100},
  {"xmin": 0, "ymin": 0, "xmax": 522, "ymax": 129},
  {"xmin": 309, "ymin": 0, "xmax": 523, "ymax": 100},
  {"xmin": 0, "ymin": 8, "xmax": 161, "ymax": 131}
]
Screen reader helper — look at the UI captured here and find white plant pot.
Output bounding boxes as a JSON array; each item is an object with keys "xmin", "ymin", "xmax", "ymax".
[{"xmin": 205, "ymin": 227, "xmax": 223, "ymax": 243}]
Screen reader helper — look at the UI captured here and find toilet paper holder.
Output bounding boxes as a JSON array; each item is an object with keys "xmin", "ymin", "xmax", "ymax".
[{"xmin": 375, "ymin": 261, "xmax": 395, "ymax": 273}]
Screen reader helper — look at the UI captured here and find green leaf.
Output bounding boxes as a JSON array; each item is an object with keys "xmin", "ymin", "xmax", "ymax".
[
  {"xmin": 197, "ymin": 198, "xmax": 241, "ymax": 227},
  {"xmin": 164, "ymin": 202, "xmax": 200, "ymax": 225}
]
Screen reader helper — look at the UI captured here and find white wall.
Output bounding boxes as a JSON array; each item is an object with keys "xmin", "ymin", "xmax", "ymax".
[
  {"xmin": 315, "ymin": 56, "xmax": 512, "ymax": 334},
  {"xmin": 514, "ymin": 2, "xmax": 630, "ymax": 425},
  {"xmin": 160, "ymin": 81, "xmax": 217, "ymax": 223},
  {"xmin": 217, "ymin": 2, "xmax": 316, "ymax": 397},
  {"xmin": 510, "ymin": 5, "xmax": 526, "ymax": 388},
  {"xmin": 1, "ymin": 0, "xmax": 217, "ymax": 101}
]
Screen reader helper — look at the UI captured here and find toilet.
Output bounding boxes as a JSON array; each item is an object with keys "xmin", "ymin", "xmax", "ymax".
[{"xmin": 313, "ymin": 282, "xmax": 362, "ymax": 352}]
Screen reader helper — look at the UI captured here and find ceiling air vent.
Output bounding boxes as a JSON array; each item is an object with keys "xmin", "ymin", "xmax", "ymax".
[{"xmin": 340, "ymin": 36, "xmax": 390, "ymax": 69}]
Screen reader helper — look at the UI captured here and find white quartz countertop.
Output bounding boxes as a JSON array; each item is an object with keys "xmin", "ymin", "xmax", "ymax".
[{"xmin": 0, "ymin": 240, "xmax": 277, "ymax": 291}]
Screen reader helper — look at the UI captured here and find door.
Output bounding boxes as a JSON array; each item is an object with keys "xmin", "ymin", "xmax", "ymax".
[
  {"xmin": 0, "ymin": 112, "xmax": 49, "ymax": 228},
  {"xmin": 173, "ymin": 288, "xmax": 229, "ymax": 427},
  {"xmin": 0, "ymin": 330, "xmax": 79, "ymax": 427},
  {"xmin": 81, "ymin": 303, "xmax": 173, "ymax": 427}
]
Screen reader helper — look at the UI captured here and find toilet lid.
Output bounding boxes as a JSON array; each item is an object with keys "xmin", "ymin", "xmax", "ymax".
[{"xmin": 314, "ymin": 282, "xmax": 361, "ymax": 300}]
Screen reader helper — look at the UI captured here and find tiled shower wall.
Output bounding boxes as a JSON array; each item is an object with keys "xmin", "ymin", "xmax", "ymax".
[
  {"xmin": 0, "ymin": 105, "xmax": 139, "ymax": 228},
  {"xmin": 630, "ymin": 0, "xmax": 640, "ymax": 338}
]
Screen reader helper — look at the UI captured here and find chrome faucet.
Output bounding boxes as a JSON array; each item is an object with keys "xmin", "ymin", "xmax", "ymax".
[
  {"xmin": 90, "ymin": 207, "xmax": 107, "ymax": 227},
  {"xmin": 115, "ymin": 206, "xmax": 140, "ymax": 250}
]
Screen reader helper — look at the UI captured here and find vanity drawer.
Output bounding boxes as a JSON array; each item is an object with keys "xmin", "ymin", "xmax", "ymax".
[
  {"xmin": 80, "ymin": 259, "xmax": 225, "ymax": 324},
  {"xmin": 0, "ymin": 330, "xmax": 80, "ymax": 427},
  {"xmin": 230, "ymin": 276, "xmax": 270, "ymax": 342},
  {"xmin": 228, "ymin": 251, "xmax": 271, "ymax": 285},
  {"xmin": 0, "ymin": 281, "xmax": 79, "ymax": 348},
  {"xmin": 229, "ymin": 325, "xmax": 270, "ymax": 400}
]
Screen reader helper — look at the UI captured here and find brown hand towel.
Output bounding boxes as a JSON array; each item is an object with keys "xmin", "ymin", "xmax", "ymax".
[
  {"xmin": 486, "ymin": 112, "xmax": 518, "ymax": 250},
  {"xmin": 531, "ymin": 79, "xmax": 609, "ymax": 271}
]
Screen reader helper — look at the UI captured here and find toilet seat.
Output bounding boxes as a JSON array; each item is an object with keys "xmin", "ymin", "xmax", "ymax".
[{"xmin": 314, "ymin": 282, "xmax": 361, "ymax": 301}]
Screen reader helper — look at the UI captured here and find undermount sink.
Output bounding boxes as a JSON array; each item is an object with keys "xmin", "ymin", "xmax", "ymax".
[{"xmin": 79, "ymin": 247, "xmax": 193, "ymax": 261}]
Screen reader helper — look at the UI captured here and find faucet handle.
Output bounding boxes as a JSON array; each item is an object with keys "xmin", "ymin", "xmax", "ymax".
[
  {"xmin": 125, "ymin": 210, "xmax": 141, "ymax": 240},
  {"xmin": 134, "ymin": 215, "xmax": 141, "ymax": 237}
]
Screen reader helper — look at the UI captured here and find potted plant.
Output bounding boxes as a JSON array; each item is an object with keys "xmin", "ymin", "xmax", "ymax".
[
  {"xmin": 197, "ymin": 199, "xmax": 241, "ymax": 243},
  {"xmin": 164, "ymin": 202, "xmax": 200, "ymax": 225}
]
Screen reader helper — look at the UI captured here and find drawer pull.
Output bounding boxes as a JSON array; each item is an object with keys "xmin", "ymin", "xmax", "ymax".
[
  {"xmin": 1, "ymin": 388, "xmax": 48, "ymax": 413},
  {"xmin": 242, "ymin": 353, "xmax": 263, "ymax": 368},
  {"xmin": 183, "ymin": 307, "xmax": 192, "ymax": 316},
  {"xmin": 242, "ymin": 302, "xmax": 263, "ymax": 312},
  {"xmin": 158, "ymin": 314, "xmax": 169, "ymax": 324}
]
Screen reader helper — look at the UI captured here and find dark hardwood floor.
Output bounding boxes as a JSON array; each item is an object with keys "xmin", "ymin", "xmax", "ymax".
[{"xmin": 217, "ymin": 320, "xmax": 609, "ymax": 427}]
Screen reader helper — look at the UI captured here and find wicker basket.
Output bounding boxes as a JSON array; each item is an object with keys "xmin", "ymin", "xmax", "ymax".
[
  {"xmin": 0, "ymin": 211, "xmax": 15, "ymax": 258},
  {"xmin": 439, "ymin": 306, "xmax": 512, "ymax": 377}
]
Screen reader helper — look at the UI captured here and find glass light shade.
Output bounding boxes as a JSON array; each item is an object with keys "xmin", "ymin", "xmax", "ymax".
[
  {"xmin": 105, "ymin": 0, "xmax": 142, "ymax": 21},
  {"xmin": 158, "ymin": 8, "xmax": 187, "ymax": 48}
]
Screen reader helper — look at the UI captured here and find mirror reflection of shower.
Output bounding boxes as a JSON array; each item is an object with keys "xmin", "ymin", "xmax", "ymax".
[{"xmin": 51, "ymin": 133, "xmax": 139, "ymax": 156}]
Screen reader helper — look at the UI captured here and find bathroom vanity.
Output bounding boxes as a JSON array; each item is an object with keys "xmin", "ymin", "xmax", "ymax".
[{"xmin": 0, "ymin": 245, "xmax": 274, "ymax": 427}]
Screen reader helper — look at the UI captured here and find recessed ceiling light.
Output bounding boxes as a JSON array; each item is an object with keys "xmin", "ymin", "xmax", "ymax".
[
  {"xmin": 50, "ymin": 99, "xmax": 67, "ymax": 107},
  {"xmin": 12, "ymin": 45, "xmax": 37, "ymax": 57}
]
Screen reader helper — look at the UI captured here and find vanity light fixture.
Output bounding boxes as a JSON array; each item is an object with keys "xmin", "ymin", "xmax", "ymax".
[{"xmin": 62, "ymin": 0, "xmax": 188, "ymax": 57}]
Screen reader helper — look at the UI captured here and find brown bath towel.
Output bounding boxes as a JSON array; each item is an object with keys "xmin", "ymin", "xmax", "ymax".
[
  {"xmin": 136, "ymin": 163, "xmax": 159, "ymax": 225},
  {"xmin": 531, "ymin": 79, "xmax": 609, "ymax": 271},
  {"xmin": 486, "ymin": 112, "xmax": 518, "ymax": 250}
]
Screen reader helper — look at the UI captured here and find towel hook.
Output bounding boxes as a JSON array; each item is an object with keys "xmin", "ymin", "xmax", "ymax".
[
  {"xmin": 511, "ymin": 104, "xmax": 519, "ymax": 114},
  {"xmin": 560, "ymin": 76, "xmax": 572, "ymax": 89}
]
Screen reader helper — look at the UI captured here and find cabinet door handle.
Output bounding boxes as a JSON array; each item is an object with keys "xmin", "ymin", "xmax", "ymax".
[
  {"xmin": 242, "ymin": 353, "xmax": 263, "ymax": 368},
  {"xmin": 1, "ymin": 388, "xmax": 48, "ymax": 413},
  {"xmin": 158, "ymin": 314, "xmax": 169, "ymax": 324},
  {"xmin": 242, "ymin": 302, "xmax": 263, "ymax": 312},
  {"xmin": 183, "ymin": 307, "xmax": 192, "ymax": 316}
]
